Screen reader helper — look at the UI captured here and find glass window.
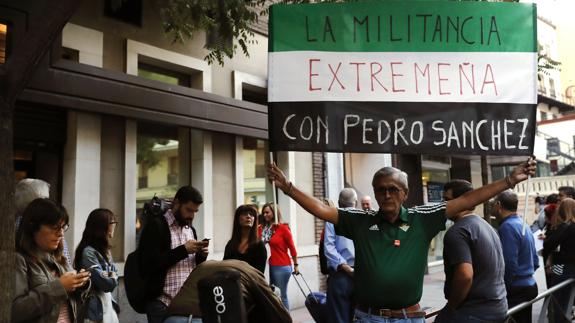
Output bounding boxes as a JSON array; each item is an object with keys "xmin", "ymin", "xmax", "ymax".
[
  {"xmin": 243, "ymin": 138, "xmax": 269, "ymax": 211},
  {"xmin": 61, "ymin": 47, "xmax": 79, "ymax": 62},
  {"xmin": 136, "ymin": 124, "xmax": 184, "ymax": 242},
  {"xmin": 0, "ymin": 23, "xmax": 7, "ymax": 64},
  {"xmin": 138, "ymin": 62, "xmax": 191, "ymax": 87},
  {"xmin": 105, "ymin": 0, "xmax": 142, "ymax": 26},
  {"xmin": 549, "ymin": 78, "xmax": 556, "ymax": 98},
  {"xmin": 422, "ymin": 167, "xmax": 450, "ymax": 263},
  {"xmin": 242, "ymin": 84, "xmax": 268, "ymax": 105}
]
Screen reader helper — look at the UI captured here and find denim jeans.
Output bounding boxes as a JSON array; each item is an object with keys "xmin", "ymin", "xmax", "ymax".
[
  {"xmin": 327, "ymin": 270, "xmax": 354, "ymax": 323},
  {"xmin": 146, "ymin": 299, "xmax": 168, "ymax": 323},
  {"xmin": 353, "ymin": 309, "xmax": 425, "ymax": 323},
  {"xmin": 434, "ymin": 306, "xmax": 505, "ymax": 323},
  {"xmin": 270, "ymin": 265, "xmax": 292, "ymax": 310}
]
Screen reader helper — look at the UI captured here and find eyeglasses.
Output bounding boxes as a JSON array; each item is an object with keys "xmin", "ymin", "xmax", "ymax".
[
  {"xmin": 375, "ymin": 186, "xmax": 403, "ymax": 195},
  {"xmin": 49, "ymin": 223, "xmax": 70, "ymax": 232}
]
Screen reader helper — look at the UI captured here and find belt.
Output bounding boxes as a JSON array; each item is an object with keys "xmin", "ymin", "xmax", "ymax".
[{"xmin": 356, "ymin": 303, "xmax": 426, "ymax": 318}]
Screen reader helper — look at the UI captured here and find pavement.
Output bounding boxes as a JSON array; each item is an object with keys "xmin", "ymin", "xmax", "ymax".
[{"xmin": 289, "ymin": 256, "xmax": 551, "ymax": 323}]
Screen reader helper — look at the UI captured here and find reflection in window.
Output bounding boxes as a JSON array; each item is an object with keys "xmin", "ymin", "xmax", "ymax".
[
  {"xmin": 243, "ymin": 138, "xmax": 268, "ymax": 211},
  {"xmin": 0, "ymin": 23, "xmax": 7, "ymax": 64},
  {"xmin": 138, "ymin": 62, "xmax": 191, "ymax": 87},
  {"xmin": 136, "ymin": 126, "xmax": 180, "ymax": 243},
  {"xmin": 422, "ymin": 167, "xmax": 450, "ymax": 264}
]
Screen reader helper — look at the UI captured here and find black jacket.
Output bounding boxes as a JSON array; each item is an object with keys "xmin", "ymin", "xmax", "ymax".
[{"xmin": 138, "ymin": 213, "xmax": 207, "ymax": 301}]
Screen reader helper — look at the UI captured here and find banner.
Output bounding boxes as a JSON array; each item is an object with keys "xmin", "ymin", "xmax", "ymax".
[{"xmin": 268, "ymin": 1, "xmax": 537, "ymax": 155}]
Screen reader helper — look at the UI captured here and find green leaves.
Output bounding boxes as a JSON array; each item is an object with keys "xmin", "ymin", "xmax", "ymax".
[{"xmin": 158, "ymin": 0, "xmax": 266, "ymax": 65}]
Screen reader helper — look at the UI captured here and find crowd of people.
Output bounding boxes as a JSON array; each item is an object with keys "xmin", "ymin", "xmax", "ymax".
[
  {"xmin": 11, "ymin": 180, "xmax": 296, "ymax": 323},
  {"xmin": 11, "ymin": 158, "xmax": 575, "ymax": 323}
]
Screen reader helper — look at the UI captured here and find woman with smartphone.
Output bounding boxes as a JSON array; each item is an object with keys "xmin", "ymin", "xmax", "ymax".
[
  {"xmin": 224, "ymin": 204, "xmax": 267, "ymax": 273},
  {"xmin": 74, "ymin": 208, "xmax": 120, "ymax": 323},
  {"xmin": 13, "ymin": 198, "xmax": 91, "ymax": 323},
  {"xmin": 258, "ymin": 202, "xmax": 298, "ymax": 310}
]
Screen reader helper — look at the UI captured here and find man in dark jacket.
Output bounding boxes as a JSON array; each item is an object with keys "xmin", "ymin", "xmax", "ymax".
[{"xmin": 139, "ymin": 186, "xmax": 209, "ymax": 323}]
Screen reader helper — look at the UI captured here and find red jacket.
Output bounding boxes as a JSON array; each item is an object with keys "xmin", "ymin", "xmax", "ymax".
[{"xmin": 258, "ymin": 224, "xmax": 297, "ymax": 266}]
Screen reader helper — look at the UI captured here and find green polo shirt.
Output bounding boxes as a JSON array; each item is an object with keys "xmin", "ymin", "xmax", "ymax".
[{"xmin": 335, "ymin": 202, "xmax": 446, "ymax": 309}]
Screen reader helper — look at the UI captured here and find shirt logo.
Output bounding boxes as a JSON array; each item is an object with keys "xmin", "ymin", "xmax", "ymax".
[
  {"xmin": 368, "ymin": 224, "xmax": 379, "ymax": 231},
  {"xmin": 399, "ymin": 224, "xmax": 410, "ymax": 232}
]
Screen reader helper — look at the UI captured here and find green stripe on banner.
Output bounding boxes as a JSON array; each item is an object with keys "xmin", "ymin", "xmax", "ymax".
[{"xmin": 269, "ymin": 1, "xmax": 536, "ymax": 53}]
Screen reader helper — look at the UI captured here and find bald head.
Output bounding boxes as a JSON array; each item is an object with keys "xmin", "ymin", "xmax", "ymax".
[
  {"xmin": 361, "ymin": 195, "xmax": 372, "ymax": 211},
  {"xmin": 338, "ymin": 188, "xmax": 358, "ymax": 208}
]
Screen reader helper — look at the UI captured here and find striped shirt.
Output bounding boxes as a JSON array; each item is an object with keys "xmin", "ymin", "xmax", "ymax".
[
  {"xmin": 51, "ymin": 270, "xmax": 72, "ymax": 323},
  {"xmin": 158, "ymin": 210, "xmax": 197, "ymax": 306}
]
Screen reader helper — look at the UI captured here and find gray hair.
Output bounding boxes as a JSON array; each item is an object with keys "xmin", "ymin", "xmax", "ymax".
[
  {"xmin": 338, "ymin": 188, "xmax": 358, "ymax": 208},
  {"xmin": 372, "ymin": 167, "xmax": 409, "ymax": 190},
  {"xmin": 15, "ymin": 179, "xmax": 50, "ymax": 214}
]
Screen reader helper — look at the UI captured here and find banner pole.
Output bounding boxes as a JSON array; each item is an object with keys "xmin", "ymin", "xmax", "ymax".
[
  {"xmin": 270, "ymin": 152, "xmax": 278, "ymax": 224},
  {"xmin": 521, "ymin": 175, "xmax": 532, "ymax": 236}
]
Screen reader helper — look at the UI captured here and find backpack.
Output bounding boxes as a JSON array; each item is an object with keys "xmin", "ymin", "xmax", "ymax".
[
  {"xmin": 124, "ymin": 249, "xmax": 147, "ymax": 313},
  {"xmin": 318, "ymin": 228, "xmax": 329, "ymax": 275},
  {"xmin": 124, "ymin": 195, "xmax": 171, "ymax": 313},
  {"xmin": 141, "ymin": 195, "xmax": 171, "ymax": 227}
]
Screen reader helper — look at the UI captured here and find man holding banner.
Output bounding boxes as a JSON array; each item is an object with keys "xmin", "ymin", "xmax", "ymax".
[
  {"xmin": 267, "ymin": 160, "xmax": 535, "ymax": 322},
  {"xmin": 267, "ymin": 1, "xmax": 538, "ymax": 321}
]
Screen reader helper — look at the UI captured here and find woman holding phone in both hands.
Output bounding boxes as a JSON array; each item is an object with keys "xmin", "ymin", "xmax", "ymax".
[
  {"xmin": 74, "ymin": 208, "xmax": 120, "ymax": 323},
  {"xmin": 13, "ymin": 198, "xmax": 91, "ymax": 323}
]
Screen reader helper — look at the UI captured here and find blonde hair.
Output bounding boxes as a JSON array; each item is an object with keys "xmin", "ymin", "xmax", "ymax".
[
  {"xmin": 558, "ymin": 198, "xmax": 575, "ymax": 224},
  {"xmin": 15, "ymin": 179, "xmax": 50, "ymax": 214}
]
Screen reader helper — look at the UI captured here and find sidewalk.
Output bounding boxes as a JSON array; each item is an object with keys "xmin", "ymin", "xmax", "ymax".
[{"xmin": 290, "ymin": 257, "xmax": 549, "ymax": 323}]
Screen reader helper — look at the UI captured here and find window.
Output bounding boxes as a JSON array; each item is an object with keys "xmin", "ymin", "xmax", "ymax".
[
  {"xmin": 242, "ymin": 84, "xmax": 268, "ymax": 105},
  {"xmin": 127, "ymin": 39, "xmax": 211, "ymax": 92},
  {"xmin": 0, "ymin": 23, "xmax": 7, "ymax": 64},
  {"xmin": 105, "ymin": 0, "xmax": 142, "ymax": 26},
  {"xmin": 243, "ymin": 138, "xmax": 269, "ymax": 210},
  {"xmin": 549, "ymin": 78, "xmax": 556, "ymax": 98},
  {"xmin": 138, "ymin": 62, "xmax": 191, "ymax": 87},
  {"xmin": 540, "ymin": 111, "xmax": 548, "ymax": 121},
  {"xmin": 136, "ymin": 124, "xmax": 185, "ymax": 242},
  {"xmin": 61, "ymin": 47, "xmax": 79, "ymax": 62}
]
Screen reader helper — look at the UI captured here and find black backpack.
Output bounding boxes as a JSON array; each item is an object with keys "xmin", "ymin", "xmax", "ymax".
[
  {"xmin": 123, "ymin": 249, "xmax": 147, "ymax": 313},
  {"xmin": 124, "ymin": 195, "xmax": 171, "ymax": 313},
  {"xmin": 318, "ymin": 228, "xmax": 329, "ymax": 275}
]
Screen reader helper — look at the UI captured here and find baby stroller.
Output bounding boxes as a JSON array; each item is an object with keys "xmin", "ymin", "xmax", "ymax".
[{"xmin": 292, "ymin": 272, "xmax": 327, "ymax": 323}]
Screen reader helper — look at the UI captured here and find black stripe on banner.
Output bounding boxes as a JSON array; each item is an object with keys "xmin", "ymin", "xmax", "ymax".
[{"xmin": 268, "ymin": 102, "xmax": 536, "ymax": 155}]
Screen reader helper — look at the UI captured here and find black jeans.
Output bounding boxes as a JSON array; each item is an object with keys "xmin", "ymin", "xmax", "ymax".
[{"xmin": 507, "ymin": 283, "xmax": 538, "ymax": 323}]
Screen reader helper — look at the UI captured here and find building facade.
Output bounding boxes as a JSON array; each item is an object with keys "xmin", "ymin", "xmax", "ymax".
[{"xmin": 6, "ymin": 0, "xmax": 324, "ymax": 316}]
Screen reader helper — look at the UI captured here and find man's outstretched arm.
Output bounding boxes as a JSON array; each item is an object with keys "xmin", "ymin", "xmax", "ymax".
[
  {"xmin": 268, "ymin": 163, "xmax": 339, "ymax": 224},
  {"xmin": 446, "ymin": 159, "xmax": 536, "ymax": 219}
]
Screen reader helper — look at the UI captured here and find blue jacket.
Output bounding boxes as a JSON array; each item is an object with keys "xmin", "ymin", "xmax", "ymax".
[
  {"xmin": 80, "ymin": 246, "xmax": 119, "ymax": 321},
  {"xmin": 498, "ymin": 215, "xmax": 539, "ymax": 287}
]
